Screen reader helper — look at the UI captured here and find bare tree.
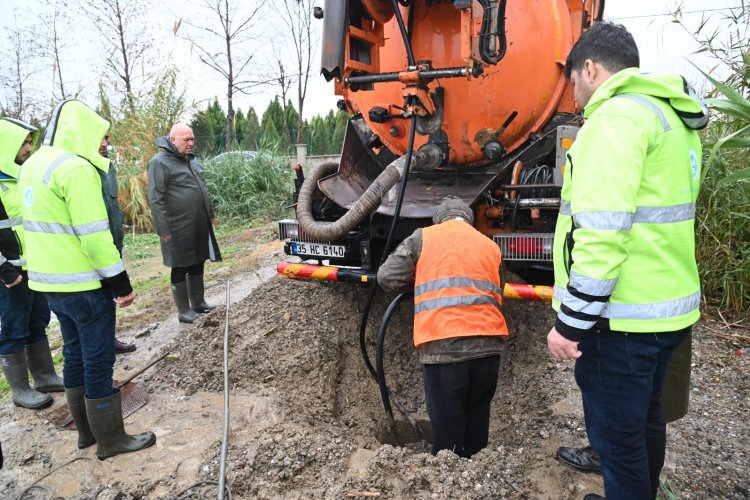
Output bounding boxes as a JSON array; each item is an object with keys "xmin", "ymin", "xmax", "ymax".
[
  {"xmin": 275, "ymin": 60, "xmax": 294, "ymax": 145},
  {"xmin": 271, "ymin": 0, "xmax": 317, "ymax": 143},
  {"xmin": 38, "ymin": 0, "xmax": 75, "ymax": 102},
  {"xmin": 182, "ymin": 0, "xmax": 268, "ymax": 150},
  {"xmin": 85, "ymin": 0, "xmax": 153, "ymax": 114},
  {"xmin": 0, "ymin": 20, "xmax": 40, "ymax": 120}
]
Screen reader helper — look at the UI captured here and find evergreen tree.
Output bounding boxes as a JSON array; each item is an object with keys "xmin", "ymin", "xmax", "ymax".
[
  {"xmin": 331, "ymin": 110, "xmax": 349, "ymax": 153},
  {"xmin": 190, "ymin": 98, "xmax": 227, "ymax": 157},
  {"xmin": 261, "ymin": 98, "xmax": 288, "ymax": 152},
  {"xmin": 243, "ymin": 107, "xmax": 260, "ymax": 150},
  {"xmin": 234, "ymin": 108, "xmax": 246, "ymax": 149},
  {"xmin": 309, "ymin": 115, "xmax": 330, "ymax": 154},
  {"xmin": 285, "ymin": 99, "xmax": 300, "ymax": 148}
]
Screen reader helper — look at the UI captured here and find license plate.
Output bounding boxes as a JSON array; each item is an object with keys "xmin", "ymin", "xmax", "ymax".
[{"xmin": 291, "ymin": 241, "xmax": 346, "ymax": 258}]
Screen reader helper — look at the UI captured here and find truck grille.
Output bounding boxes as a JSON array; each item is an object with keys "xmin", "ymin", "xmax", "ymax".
[
  {"xmin": 278, "ymin": 219, "xmax": 333, "ymax": 244},
  {"xmin": 493, "ymin": 233, "xmax": 554, "ymax": 262}
]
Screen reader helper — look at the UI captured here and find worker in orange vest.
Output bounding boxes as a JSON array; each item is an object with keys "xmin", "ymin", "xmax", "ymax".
[{"xmin": 377, "ymin": 196, "xmax": 509, "ymax": 457}]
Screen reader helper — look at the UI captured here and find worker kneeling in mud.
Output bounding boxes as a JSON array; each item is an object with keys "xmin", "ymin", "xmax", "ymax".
[{"xmin": 377, "ymin": 196, "xmax": 508, "ymax": 458}]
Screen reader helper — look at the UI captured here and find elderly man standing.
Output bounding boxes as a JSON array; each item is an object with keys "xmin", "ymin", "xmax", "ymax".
[{"xmin": 147, "ymin": 123, "xmax": 222, "ymax": 323}]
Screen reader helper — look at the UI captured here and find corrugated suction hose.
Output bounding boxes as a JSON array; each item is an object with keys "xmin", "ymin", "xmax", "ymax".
[{"xmin": 297, "ymin": 153, "xmax": 426, "ymax": 241}]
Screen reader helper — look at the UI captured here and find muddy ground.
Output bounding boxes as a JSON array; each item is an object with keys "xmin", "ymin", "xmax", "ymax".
[{"xmin": 0, "ymin": 238, "xmax": 748, "ymax": 499}]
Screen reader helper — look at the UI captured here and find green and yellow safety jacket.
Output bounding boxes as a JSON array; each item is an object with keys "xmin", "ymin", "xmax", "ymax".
[
  {"xmin": 19, "ymin": 100, "xmax": 132, "ymax": 296},
  {"xmin": 0, "ymin": 118, "xmax": 39, "ymax": 284},
  {"xmin": 552, "ymin": 68, "xmax": 707, "ymax": 339}
]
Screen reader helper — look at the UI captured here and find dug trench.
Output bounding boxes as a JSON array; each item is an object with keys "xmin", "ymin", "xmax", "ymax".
[{"xmin": 0, "ymin": 242, "xmax": 748, "ymax": 498}]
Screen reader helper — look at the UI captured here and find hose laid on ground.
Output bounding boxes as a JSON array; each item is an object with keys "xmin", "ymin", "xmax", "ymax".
[{"xmin": 296, "ymin": 152, "xmax": 426, "ymax": 242}]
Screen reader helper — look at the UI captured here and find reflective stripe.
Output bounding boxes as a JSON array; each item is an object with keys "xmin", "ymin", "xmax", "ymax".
[
  {"xmin": 97, "ymin": 261, "xmax": 125, "ymax": 278},
  {"xmin": 573, "ymin": 211, "xmax": 633, "ymax": 231},
  {"xmin": 603, "ymin": 291, "xmax": 701, "ymax": 320},
  {"xmin": 559, "ymin": 200, "xmax": 571, "ymax": 216},
  {"xmin": 24, "ymin": 219, "xmax": 110, "ymax": 237},
  {"xmin": 29, "ymin": 270, "xmax": 101, "ymax": 284},
  {"xmin": 24, "ymin": 221, "xmax": 76, "ymax": 236},
  {"xmin": 0, "ymin": 216, "xmax": 21, "ymax": 229},
  {"xmin": 569, "ymin": 270, "xmax": 618, "ymax": 297},
  {"xmin": 635, "ymin": 204, "xmax": 695, "ymax": 224},
  {"xmin": 414, "ymin": 277, "xmax": 503, "ymax": 297},
  {"xmin": 557, "ymin": 310, "xmax": 597, "ymax": 330},
  {"xmin": 43, "ymin": 153, "xmax": 77, "ymax": 184},
  {"xmin": 43, "ymin": 100, "xmax": 70, "ymax": 146},
  {"xmin": 75, "ymin": 220, "xmax": 110, "ymax": 236},
  {"xmin": 414, "ymin": 294, "xmax": 500, "ymax": 314},
  {"xmin": 28, "ymin": 260, "xmax": 125, "ymax": 284},
  {"xmin": 554, "ymin": 285, "xmax": 608, "ymax": 316},
  {"xmin": 0, "ymin": 183, "xmax": 8, "ymax": 192},
  {"xmin": 568, "ymin": 203, "xmax": 696, "ymax": 230},
  {"xmin": 11, "ymin": 258, "xmax": 25, "ymax": 266},
  {"xmin": 615, "ymin": 94, "xmax": 671, "ymax": 131},
  {"xmin": 1, "ymin": 117, "xmax": 36, "ymax": 133}
]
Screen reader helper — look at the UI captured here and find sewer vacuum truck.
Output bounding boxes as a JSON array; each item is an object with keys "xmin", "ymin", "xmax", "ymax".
[{"xmin": 279, "ymin": 0, "xmax": 605, "ymax": 294}]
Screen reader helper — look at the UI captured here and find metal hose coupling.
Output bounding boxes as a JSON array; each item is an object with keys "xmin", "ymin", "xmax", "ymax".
[{"xmin": 297, "ymin": 149, "xmax": 435, "ymax": 242}]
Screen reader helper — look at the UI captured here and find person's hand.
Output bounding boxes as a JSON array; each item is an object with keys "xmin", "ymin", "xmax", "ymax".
[
  {"xmin": 547, "ymin": 326, "xmax": 582, "ymax": 360},
  {"xmin": 161, "ymin": 233, "xmax": 172, "ymax": 242},
  {"xmin": 5, "ymin": 275, "xmax": 22, "ymax": 288},
  {"xmin": 211, "ymin": 218, "xmax": 217, "ymax": 226},
  {"xmin": 113, "ymin": 291, "xmax": 136, "ymax": 308}
]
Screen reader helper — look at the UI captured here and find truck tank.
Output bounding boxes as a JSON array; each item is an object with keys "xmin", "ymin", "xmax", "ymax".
[{"xmin": 280, "ymin": 0, "xmax": 605, "ymax": 280}]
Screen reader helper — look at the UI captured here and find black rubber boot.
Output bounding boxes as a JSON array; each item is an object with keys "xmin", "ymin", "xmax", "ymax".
[
  {"xmin": 171, "ymin": 282, "xmax": 202, "ymax": 323},
  {"xmin": 65, "ymin": 386, "xmax": 95, "ymax": 449},
  {"xmin": 186, "ymin": 274, "xmax": 217, "ymax": 313},
  {"xmin": 0, "ymin": 351, "xmax": 53, "ymax": 409},
  {"xmin": 25, "ymin": 339, "xmax": 64, "ymax": 393},
  {"xmin": 85, "ymin": 389, "xmax": 156, "ymax": 460},
  {"xmin": 114, "ymin": 338, "xmax": 136, "ymax": 353}
]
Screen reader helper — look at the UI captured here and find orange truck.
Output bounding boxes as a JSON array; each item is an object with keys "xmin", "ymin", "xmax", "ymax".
[{"xmin": 279, "ymin": 0, "xmax": 605, "ymax": 293}]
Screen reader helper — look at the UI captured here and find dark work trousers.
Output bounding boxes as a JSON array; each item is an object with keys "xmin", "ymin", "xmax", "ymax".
[
  {"xmin": 0, "ymin": 275, "xmax": 50, "ymax": 355},
  {"xmin": 45, "ymin": 288, "xmax": 117, "ymax": 399},
  {"xmin": 170, "ymin": 262, "xmax": 205, "ymax": 284},
  {"xmin": 423, "ymin": 355, "xmax": 500, "ymax": 458},
  {"xmin": 575, "ymin": 326, "xmax": 690, "ymax": 500}
]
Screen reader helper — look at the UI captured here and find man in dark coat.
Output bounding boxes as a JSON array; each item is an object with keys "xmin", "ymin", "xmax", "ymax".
[
  {"xmin": 147, "ymin": 123, "xmax": 222, "ymax": 323},
  {"xmin": 99, "ymin": 134, "xmax": 136, "ymax": 352}
]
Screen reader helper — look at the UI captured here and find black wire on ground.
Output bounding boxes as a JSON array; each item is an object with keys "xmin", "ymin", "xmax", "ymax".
[
  {"xmin": 15, "ymin": 456, "xmax": 91, "ymax": 500},
  {"xmin": 172, "ymin": 480, "xmax": 232, "ymax": 500}
]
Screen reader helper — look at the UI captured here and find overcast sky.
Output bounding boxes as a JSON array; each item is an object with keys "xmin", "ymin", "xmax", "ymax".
[{"xmin": 0, "ymin": 0, "xmax": 745, "ymax": 121}]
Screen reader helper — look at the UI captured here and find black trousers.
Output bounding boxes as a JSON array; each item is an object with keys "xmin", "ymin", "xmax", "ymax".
[
  {"xmin": 423, "ymin": 355, "xmax": 500, "ymax": 458},
  {"xmin": 170, "ymin": 262, "xmax": 205, "ymax": 284}
]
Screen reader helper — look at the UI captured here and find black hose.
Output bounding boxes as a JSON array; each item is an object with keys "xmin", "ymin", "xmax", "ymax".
[
  {"xmin": 376, "ymin": 293, "xmax": 428, "ymax": 447},
  {"xmin": 596, "ymin": 0, "xmax": 606, "ymax": 21},
  {"xmin": 390, "ymin": 0, "xmax": 415, "ymax": 66},
  {"xmin": 478, "ymin": 0, "xmax": 508, "ymax": 65}
]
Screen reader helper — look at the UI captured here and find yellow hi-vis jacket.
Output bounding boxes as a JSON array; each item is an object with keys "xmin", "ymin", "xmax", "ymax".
[
  {"xmin": 552, "ymin": 69, "xmax": 707, "ymax": 339},
  {"xmin": 0, "ymin": 118, "xmax": 39, "ymax": 277},
  {"xmin": 19, "ymin": 100, "xmax": 126, "ymax": 293}
]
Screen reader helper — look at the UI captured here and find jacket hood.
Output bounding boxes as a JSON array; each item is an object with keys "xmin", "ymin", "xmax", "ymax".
[
  {"xmin": 155, "ymin": 136, "xmax": 187, "ymax": 157},
  {"xmin": 585, "ymin": 68, "xmax": 709, "ymax": 130},
  {"xmin": 0, "ymin": 117, "xmax": 40, "ymax": 178},
  {"xmin": 42, "ymin": 100, "xmax": 110, "ymax": 171}
]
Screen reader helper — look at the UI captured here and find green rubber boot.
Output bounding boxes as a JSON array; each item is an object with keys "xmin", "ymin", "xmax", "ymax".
[
  {"xmin": 0, "ymin": 351, "xmax": 53, "ymax": 409},
  {"xmin": 65, "ymin": 386, "xmax": 96, "ymax": 449},
  {"xmin": 25, "ymin": 339, "xmax": 64, "ymax": 393},
  {"xmin": 85, "ymin": 389, "xmax": 156, "ymax": 460}
]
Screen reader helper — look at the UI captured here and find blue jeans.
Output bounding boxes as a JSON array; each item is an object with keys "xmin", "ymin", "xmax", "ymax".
[
  {"xmin": 0, "ymin": 275, "xmax": 50, "ymax": 355},
  {"xmin": 45, "ymin": 288, "xmax": 116, "ymax": 399},
  {"xmin": 575, "ymin": 326, "xmax": 690, "ymax": 500},
  {"xmin": 424, "ymin": 356, "xmax": 500, "ymax": 457}
]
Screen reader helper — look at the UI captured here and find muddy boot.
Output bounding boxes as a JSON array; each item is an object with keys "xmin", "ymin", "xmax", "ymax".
[
  {"xmin": 0, "ymin": 352, "xmax": 53, "ymax": 409},
  {"xmin": 114, "ymin": 337, "xmax": 136, "ymax": 354},
  {"xmin": 65, "ymin": 386, "xmax": 95, "ymax": 449},
  {"xmin": 85, "ymin": 389, "xmax": 156, "ymax": 460},
  {"xmin": 171, "ymin": 282, "xmax": 201, "ymax": 323},
  {"xmin": 186, "ymin": 274, "xmax": 216, "ymax": 313},
  {"xmin": 25, "ymin": 339, "xmax": 64, "ymax": 393}
]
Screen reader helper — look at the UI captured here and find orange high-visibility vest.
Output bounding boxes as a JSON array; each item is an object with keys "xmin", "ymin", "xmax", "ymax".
[{"xmin": 413, "ymin": 220, "xmax": 508, "ymax": 348}]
